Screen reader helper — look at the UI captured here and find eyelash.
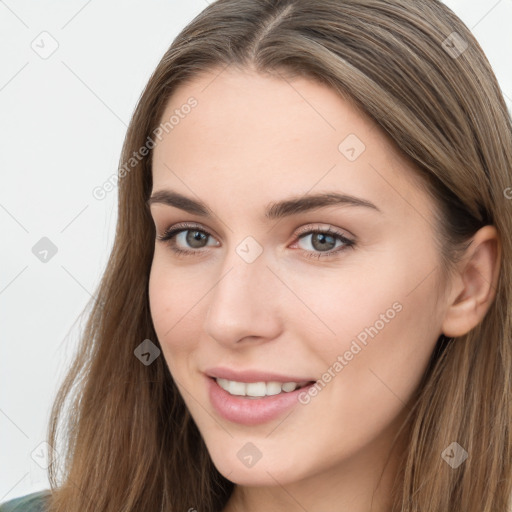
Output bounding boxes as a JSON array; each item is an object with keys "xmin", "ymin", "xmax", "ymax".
[{"xmin": 156, "ymin": 222, "xmax": 355, "ymax": 260}]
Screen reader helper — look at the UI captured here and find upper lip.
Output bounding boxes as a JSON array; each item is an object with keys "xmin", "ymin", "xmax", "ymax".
[{"xmin": 205, "ymin": 366, "xmax": 317, "ymax": 384}]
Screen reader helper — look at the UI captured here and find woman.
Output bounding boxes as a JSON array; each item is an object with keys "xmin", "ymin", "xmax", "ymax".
[{"xmin": 2, "ymin": 0, "xmax": 510, "ymax": 510}]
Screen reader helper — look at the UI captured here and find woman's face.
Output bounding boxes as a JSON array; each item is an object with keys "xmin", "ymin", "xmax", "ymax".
[{"xmin": 148, "ymin": 66, "xmax": 450, "ymax": 492}]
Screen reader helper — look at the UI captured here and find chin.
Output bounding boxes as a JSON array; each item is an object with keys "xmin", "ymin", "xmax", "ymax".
[{"xmin": 204, "ymin": 438, "xmax": 311, "ymax": 487}]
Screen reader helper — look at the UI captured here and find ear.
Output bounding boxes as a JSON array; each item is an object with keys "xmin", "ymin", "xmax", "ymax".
[{"xmin": 441, "ymin": 225, "xmax": 501, "ymax": 338}]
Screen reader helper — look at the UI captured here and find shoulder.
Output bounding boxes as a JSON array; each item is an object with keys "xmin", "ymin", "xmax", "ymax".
[{"xmin": 0, "ymin": 490, "xmax": 51, "ymax": 512}]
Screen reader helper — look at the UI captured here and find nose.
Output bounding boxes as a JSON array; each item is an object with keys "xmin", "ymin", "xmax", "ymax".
[{"xmin": 203, "ymin": 250, "xmax": 283, "ymax": 347}]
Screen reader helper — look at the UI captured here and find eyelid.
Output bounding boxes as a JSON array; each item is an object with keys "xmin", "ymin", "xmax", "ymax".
[
  {"xmin": 294, "ymin": 223, "xmax": 355, "ymax": 240},
  {"xmin": 156, "ymin": 221, "xmax": 216, "ymax": 238}
]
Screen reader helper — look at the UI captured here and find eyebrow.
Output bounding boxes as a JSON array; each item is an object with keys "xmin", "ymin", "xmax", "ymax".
[{"xmin": 146, "ymin": 189, "xmax": 382, "ymax": 220}]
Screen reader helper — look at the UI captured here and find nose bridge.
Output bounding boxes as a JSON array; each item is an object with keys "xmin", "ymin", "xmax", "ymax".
[
  {"xmin": 214, "ymin": 232, "xmax": 271, "ymax": 303},
  {"xmin": 204, "ymin": 241, "xmax": 282, "ymax": 343}
]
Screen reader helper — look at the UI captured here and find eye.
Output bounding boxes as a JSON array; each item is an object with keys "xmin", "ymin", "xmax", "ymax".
[
  {"xmin": 156, "ymin": 222, "xmax": 355, "ymax": 259},
  {"xmin": 156, "ymin": 222, "xmax": 218, "ymax": 256},
  {"xmin": 292, "ymin": 225, "xmax": 355, "ymax": 260}
]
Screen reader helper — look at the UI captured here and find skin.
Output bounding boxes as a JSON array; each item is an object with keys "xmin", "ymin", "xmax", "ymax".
[{"xmin": 147, "ymin": 65, "xmax": 500, "ymax": 512}]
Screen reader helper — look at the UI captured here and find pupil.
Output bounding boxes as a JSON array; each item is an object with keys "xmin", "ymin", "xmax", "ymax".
[
  {"xmin": 313, "ymin": 233, "xmax": 334, "ymax": 250},
  {"xmin": 187, "ymin": 230, "xmax": 207, "ymax": 248}
]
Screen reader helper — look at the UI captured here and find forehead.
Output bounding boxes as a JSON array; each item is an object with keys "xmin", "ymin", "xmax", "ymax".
[
  {"xmin": 155, "ymin": 66, "xmax": 379, "ymax": 158},
  {"xmin": 151, "ymin": 66, "xmax": 430, "ymax": 219}
]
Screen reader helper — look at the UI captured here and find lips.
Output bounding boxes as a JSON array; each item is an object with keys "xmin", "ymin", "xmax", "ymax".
[{"xmin": 206, "ymin": 374, "xmax": 317, "ymax": 425}]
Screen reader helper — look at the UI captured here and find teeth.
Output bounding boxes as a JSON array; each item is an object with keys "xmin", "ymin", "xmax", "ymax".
[
  {"xmin": 227, "ymin": 379, "xmax": 246, "ymax": 396},
  {"xmin": 266, "ymin": 382, "xmax": 282, "ymax": 395},
  {"xmin": 215, "ymin": 378, "xmax": 309, "ymax": 397},
  {"xmin": 281, "ymin": 382, "xmax": 298, "ymax": 392}
]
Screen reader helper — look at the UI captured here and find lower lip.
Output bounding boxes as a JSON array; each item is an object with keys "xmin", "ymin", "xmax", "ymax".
[{"xmin": 206, "ymin": 376, "xmax": 315, "ymax": 426}]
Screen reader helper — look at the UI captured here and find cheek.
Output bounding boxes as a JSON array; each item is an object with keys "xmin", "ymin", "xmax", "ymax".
[
  {"xmin": 148, "ymin": 255, "xmax": 202, "ymax": 360},
  {"xmin": 299, "ymin": 243, "xmax": 442, "ymax": 395},
  {"xmin": 285, "ymin": 246, "xmax": 431, "ymax": 339},
  {"xmin": 289, "ymin": 273, "xmax": 440, "ymax": 456}
]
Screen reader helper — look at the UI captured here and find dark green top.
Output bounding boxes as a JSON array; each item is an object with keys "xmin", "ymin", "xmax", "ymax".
[{"xmin": 0, "ymin": 491, "xmax": 50, "ymax": 512}]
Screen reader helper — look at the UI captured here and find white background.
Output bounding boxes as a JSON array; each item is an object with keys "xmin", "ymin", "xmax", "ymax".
[{"xmin": 1, "ymin": 0, "xmax": 511, "ymax": 502}]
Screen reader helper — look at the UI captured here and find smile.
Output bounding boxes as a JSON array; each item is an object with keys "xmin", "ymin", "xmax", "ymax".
[
  {"xmin": 207, "ymin": 376, "xmax": 317, "ymax": 425},
  {"xmin": 215, "ymin": 377, "xmax": 313, "ymax": 398}
]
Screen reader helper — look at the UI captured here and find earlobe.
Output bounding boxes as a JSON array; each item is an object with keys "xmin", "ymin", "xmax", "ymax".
[{"xmin": 441, "ymin": 225, "xmax": 501, "ymax": 338}]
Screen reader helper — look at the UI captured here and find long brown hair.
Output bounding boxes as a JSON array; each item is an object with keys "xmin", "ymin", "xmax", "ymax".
[{"xmin": 46, "ymin": 1, "xmax": 512, "ymax": 510}]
